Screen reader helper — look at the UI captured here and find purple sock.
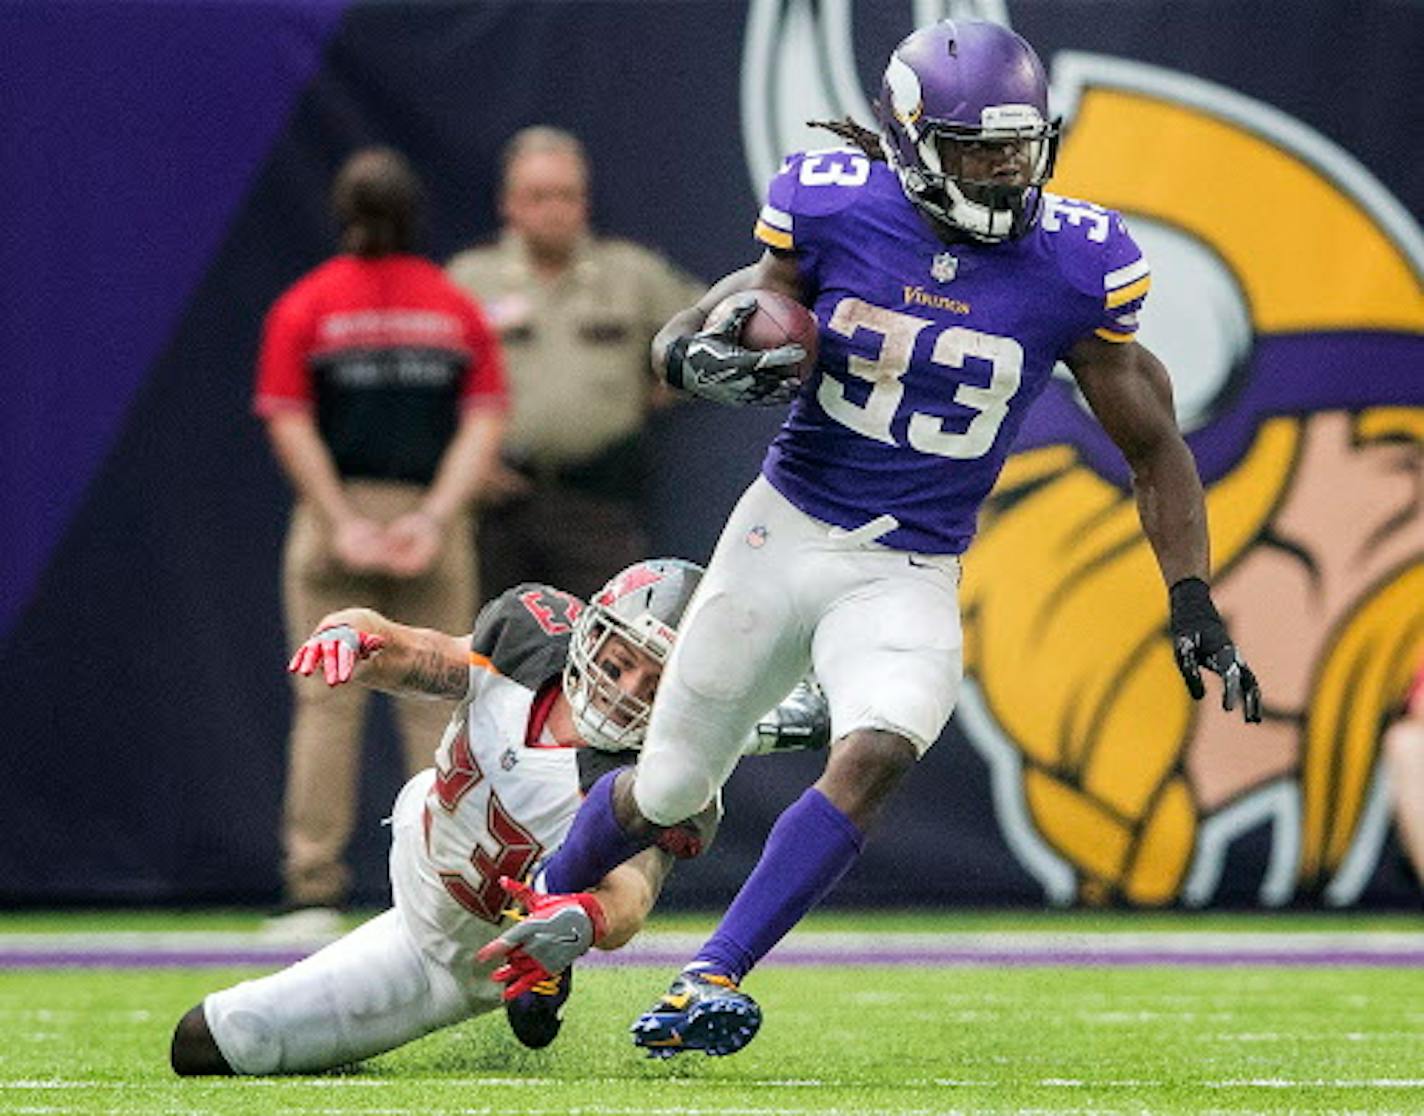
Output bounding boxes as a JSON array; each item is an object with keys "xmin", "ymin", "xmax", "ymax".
[
  {"xmin": 692, "ymin": 788, "xmax": 863, "ymax": 983},
  {"xmin": 536, "ymin": 770, "xmax": 651, "ymax": 893}
]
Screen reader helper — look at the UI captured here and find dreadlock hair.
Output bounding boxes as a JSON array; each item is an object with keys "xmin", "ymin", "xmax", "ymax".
[
  {"xmin": 331, "ymin": 146, "xmax": 424, "ymax": 258},
  {"xmin": 808, "ymin": 116, "xmax": 887, "ymax": 162}
]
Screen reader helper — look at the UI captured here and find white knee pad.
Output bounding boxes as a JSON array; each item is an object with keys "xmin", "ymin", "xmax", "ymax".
[
  {"xmin": 672, "ymin": 591, "xmax": 772, "ymax": 702},
  {"xmin": 633, "ymin": 753, "xmax": 721, "ymax": 827},
  {"xmin": 634, "ymin": 574, "xmax": 807, "ymax": 826}
]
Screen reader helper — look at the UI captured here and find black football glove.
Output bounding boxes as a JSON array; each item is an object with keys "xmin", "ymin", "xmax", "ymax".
[
  {"xmin": 743, "ymin": 678, "xmax": 831, "ymax": 755},
  {"xmin": 664, "ymin": 295, "xmax": 804, "ymax": 407},
  {"xmin": 1169, "ymin": 576, "xmax": 1262, "ymax": 723}
]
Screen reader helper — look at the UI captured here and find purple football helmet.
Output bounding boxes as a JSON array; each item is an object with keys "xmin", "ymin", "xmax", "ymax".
[{"xmin": 875, "ymin": 20, "xmax": 1060, "ymax": 242}]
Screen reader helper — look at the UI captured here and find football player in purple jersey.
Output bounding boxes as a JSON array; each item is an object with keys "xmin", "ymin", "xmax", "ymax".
[{"xmin": 525, "ymin": 19, "xmax": 1262, "ymax": 1057}]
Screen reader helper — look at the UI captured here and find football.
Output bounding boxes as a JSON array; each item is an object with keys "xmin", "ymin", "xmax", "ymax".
[{"xmin": 706, "ymin": 288, "xmax": 819, "ymax": 380}]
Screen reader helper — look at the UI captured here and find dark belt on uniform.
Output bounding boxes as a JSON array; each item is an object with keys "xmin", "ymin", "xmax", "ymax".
[{"xmin": 504, "ymin": 436, "xmax": 644, "ymax": 500}]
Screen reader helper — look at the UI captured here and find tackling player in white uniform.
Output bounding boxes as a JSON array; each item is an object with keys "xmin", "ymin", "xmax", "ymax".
[{"xmin": 169, "ymin": 558, "xmax": 826, "ymax": 1074}]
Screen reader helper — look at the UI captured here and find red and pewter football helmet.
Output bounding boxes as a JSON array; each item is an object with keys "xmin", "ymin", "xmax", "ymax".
[
  {"xmin": 875, "ymin": 19, "xmax": 1061, "ymax": 242},
  {"xmin": 563, "ymin": 558, "xmax": 704, "ymax": 751}
]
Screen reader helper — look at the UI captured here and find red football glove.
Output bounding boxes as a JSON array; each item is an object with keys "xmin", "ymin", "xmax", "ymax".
[
  {"xmin": 287, "ymin": 624, "xmax": 386, "ymax": 686},
  {"xmin": 484, "ymin": 949, "xmax": 552, "ymax": 1002},
  {"xmin": 476, "ymin": 876, "xmax": 608, "ymax": 1001}
]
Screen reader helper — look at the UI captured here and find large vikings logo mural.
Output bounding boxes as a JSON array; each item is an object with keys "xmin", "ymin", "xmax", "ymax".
[{"xmin": 742, "ymin": 0, "xmax": 1424, "ymax": 905}]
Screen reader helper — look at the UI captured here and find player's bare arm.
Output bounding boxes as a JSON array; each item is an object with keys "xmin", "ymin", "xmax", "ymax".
[
  {"xmin": 289, "ymin": 607, "xmax": 472, "ymax": 699},
  {"xmin": 1065, "ymin": 334, "xmax": 1261, "ymax": 721},
  {"xmin": 475, "ymin": 846, "xmax": 673, "ymax": 1000},
  {"xmin": 1063, "ymin": 335, "xmax": 1207, "ymax": 586},
  {"xmin": 392, "ymin": 637, "xmax": 472, "ymax": 699},
  {"xmin": 590, "ymin": 846, "xmax": 674, "ymax": 949},
  {"xmin": 478, "ymin": 679, "xmax": 827, "ymax": 999}
]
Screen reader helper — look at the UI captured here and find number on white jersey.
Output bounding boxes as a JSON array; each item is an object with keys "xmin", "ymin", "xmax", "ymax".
[{"xmin": 432, "ymin": 728, "xmax": 544, "ymax": 924}]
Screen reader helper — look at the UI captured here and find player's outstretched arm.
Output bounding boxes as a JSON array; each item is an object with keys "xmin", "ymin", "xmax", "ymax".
[
  {"xmin": 1064, "ymin": 335, "xmax": 1261, "ymax": 723},
  {"xmin": 476, "ymin": 681, "xmax": 832, "ymax": 1001},
  {"xmin": 288, "ymin": 607, "xmax": 472, "ymax": 699},
  {"xmin": 587, "ymin": 847, "xmax": 673, "ymax": 950},
  {"xmin": 477, "ymin": 848, "xmax": 672, "ymax": 998}
]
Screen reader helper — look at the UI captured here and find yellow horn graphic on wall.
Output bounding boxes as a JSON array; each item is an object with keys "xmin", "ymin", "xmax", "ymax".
[{"xmin": 960, "ymin": 55, "xmax": 1424, "ymax": 907}]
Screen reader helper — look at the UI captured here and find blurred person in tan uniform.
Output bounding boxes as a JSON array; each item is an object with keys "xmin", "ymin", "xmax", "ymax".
[
  {"xmin": 446, "ymin": 127, "xmax": 703, "ymax": 601},
  {"xmin": 255, "ymin": 148, "xmax": 508, "ymax": 929}
]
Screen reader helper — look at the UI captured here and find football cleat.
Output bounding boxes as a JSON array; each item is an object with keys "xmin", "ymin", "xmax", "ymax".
[
  {"xmin": 504, "ymin": 967, "xmax": 572, "ymax": 1049},
  {"xmin": 629, "ymin": 970, "xmax": 762, "ymax": 1058}
]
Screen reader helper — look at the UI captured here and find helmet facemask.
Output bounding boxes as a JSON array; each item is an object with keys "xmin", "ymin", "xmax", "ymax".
[
  {"xmin": 565, "ymin": 616, "xmax": 670, "ymax": 752},
  {"xmin": 562, "ymin": 558, "xmax": 702, "ymax": 752},
  {"xmin": 922, "ymin": 113, "xmax": 1059, "ymax": 240},
  {"xmin": 875, "ymin": 22, "xmax": 1061, "ymax": 243}
]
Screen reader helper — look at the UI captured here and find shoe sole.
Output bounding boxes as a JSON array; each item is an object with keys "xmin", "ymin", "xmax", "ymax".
[
  {"xmin": 506, "ymin": 973, "xmax": 572, "ymax": 1050},
  {"xmin": 631, "ymin": 998, "xmax": 762, "ymax": 1058}
]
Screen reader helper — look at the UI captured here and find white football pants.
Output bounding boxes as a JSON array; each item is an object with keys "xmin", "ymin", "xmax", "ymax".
[
  {"xmin": 204, "ymin": 771, "xmax": 503, "ymax": 1074},
  {"xmin": 634, "ymin": 476, "xmax": 963, "ymax": 826}
]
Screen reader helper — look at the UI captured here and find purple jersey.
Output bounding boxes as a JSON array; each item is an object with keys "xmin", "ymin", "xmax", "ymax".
[{"xmin": 753, "ymin": 148, "xmax": 1151, "ymax": 554}]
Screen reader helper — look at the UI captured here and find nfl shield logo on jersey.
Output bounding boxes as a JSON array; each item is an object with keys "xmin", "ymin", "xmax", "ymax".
[{"xmin": 931, "ymin": 252, "xmax": 958, "ymax": 283}]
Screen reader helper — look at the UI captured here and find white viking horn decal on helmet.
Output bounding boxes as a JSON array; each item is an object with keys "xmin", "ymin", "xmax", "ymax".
[
  {"xmin": 884, "ymin": 53, "xmax": 924, "ymax": 131},
  {"xmin": 740, "ymin": 1, "xmax": 1012, "ymax": 198}
]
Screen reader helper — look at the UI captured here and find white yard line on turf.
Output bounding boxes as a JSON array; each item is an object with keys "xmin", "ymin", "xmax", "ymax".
[{"xmin": 7, "ymin": 1076, "xmax": 1424, "ymax": 1091}]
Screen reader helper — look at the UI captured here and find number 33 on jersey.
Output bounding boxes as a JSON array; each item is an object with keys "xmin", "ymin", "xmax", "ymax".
[{"xmin": 755, "ymin": 147, "xmax": 1151, "ymax": 555}]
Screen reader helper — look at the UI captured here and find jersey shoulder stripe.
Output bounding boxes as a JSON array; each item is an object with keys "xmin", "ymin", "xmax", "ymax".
[
  {"xmin": 754, "ymin": 148, "xmax": 882, "ymax": 253},
  {"xmin": 754, "ymin": 203, "xmax": 794, "ymax": 251},
  {"xmin": 468, "ymin": 649, "xmax": 500, "ymax": 676},
  {"xmin": 1104, "ymin": 256, "xmax": 1152, "ymax": 309},
  {"xmin": 1039, "ymin": 193, "xmax": 1152, "ymax": 344}
]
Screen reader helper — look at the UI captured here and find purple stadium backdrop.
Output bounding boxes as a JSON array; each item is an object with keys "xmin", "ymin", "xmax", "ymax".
[{"xmin": 4, "ymin": 1, "xmax": 1422, "ymax": 909}]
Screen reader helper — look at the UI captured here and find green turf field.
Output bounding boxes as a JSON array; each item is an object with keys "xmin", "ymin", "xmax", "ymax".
[{"xmin": 3, "ymin": 913, "xmax": 1423, "ymax": 1114}]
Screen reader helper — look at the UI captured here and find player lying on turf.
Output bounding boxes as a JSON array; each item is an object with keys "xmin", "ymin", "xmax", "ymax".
[{"xmin": 169, "ymin": 558, "xmax": 827, "ymax": 1075}]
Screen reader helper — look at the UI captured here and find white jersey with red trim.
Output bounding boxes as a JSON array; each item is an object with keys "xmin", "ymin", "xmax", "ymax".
[
  {"xmin": 202, "ymin": 584, "xmax": 635, "ymax": 1075},
  {"xmin": 417, "ymin": 583, "xmax": 618, "ymax": 944}
]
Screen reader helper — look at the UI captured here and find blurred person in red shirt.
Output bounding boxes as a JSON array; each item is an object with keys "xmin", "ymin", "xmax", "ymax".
[{"xmin": 254, "ymin": 147, "xmax": 507, "ymax": 929}]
